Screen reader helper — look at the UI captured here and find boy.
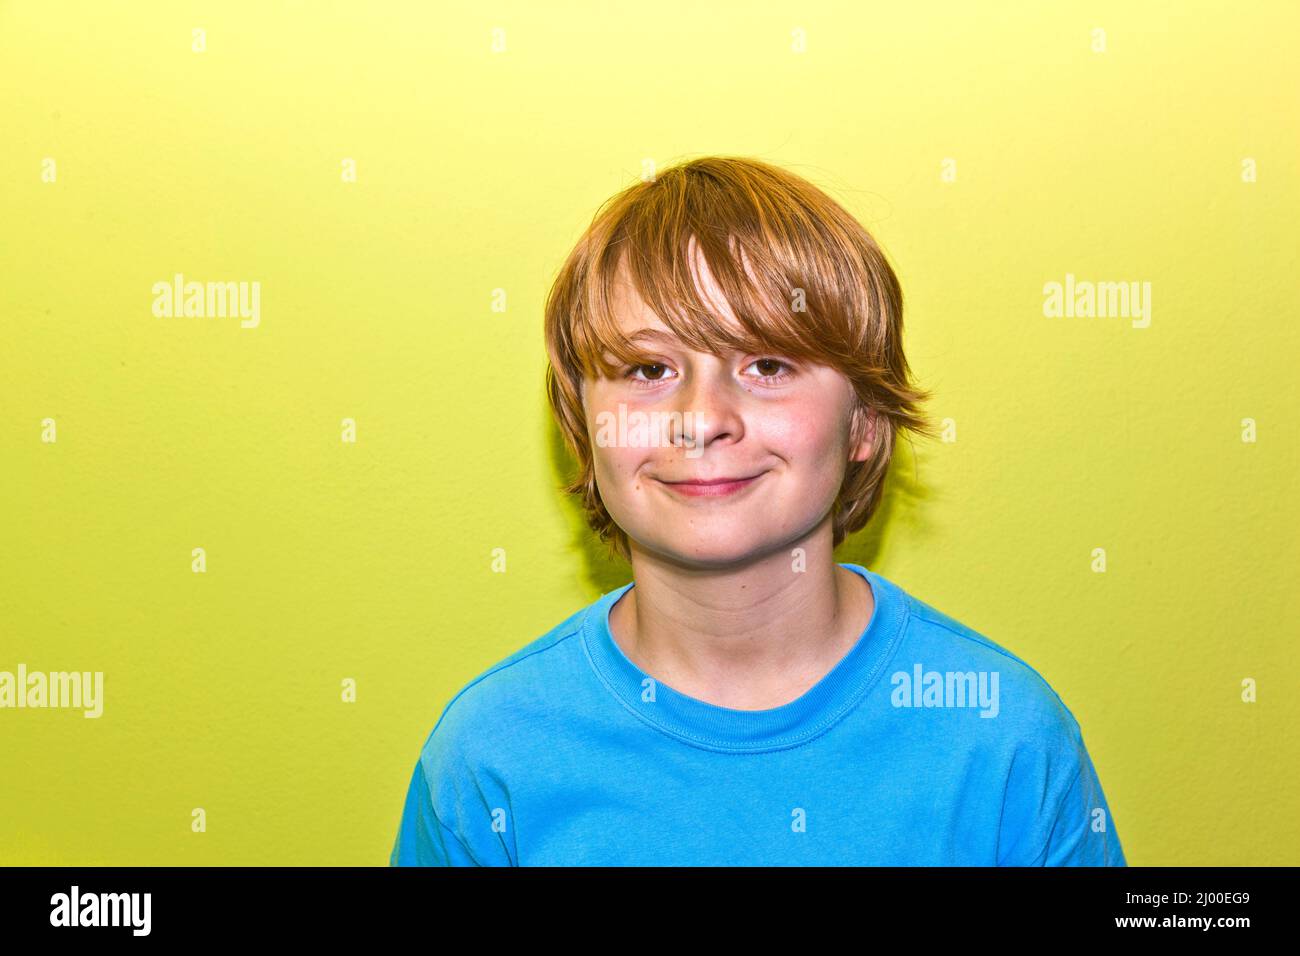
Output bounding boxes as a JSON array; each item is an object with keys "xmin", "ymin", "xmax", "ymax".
[{"xmin": 390, "ymin": 156, "xmax": 1126, "ymax": 866}]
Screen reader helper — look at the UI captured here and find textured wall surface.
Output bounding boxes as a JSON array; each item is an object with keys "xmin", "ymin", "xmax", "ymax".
[{"xmin": 2, "ymin": 1, "xmax": 1296, "ymax": 865}]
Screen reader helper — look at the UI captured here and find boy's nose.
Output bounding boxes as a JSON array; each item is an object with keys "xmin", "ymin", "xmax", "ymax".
[{"xmin": 669, "ymin": 372, "xmax": 742, "ymax": 448}]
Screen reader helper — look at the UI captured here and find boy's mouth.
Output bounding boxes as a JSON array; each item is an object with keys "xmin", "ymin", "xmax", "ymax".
[{"xmin": 653, "ymin": 472, "xmax": 767, "ymax": 498}]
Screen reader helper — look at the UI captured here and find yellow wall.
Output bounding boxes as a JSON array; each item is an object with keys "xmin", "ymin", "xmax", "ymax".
[{"xmin": 2, "ymin": 0, "xmax": 1296, "ymax": 865}]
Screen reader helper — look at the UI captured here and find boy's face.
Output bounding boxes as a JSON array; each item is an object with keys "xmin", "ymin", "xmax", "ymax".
[{"xmin": 581, "ymin": 251, "xmax": 874, "ymax": 569}]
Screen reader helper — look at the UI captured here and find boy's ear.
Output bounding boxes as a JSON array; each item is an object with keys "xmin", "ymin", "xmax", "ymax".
[{"xmin": 849, "ymin": 405, "xmax": 876, "ymax": 463}]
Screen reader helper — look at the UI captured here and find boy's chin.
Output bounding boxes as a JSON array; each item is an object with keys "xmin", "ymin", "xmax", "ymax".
[{"xmin": 640, "ymin": 533, "xmax": 782, "ymax": 570}]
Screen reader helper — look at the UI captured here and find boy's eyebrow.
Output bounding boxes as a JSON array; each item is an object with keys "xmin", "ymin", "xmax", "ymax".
[
  {"xmin": 626, "ymin": 328, "xmax": 679, "ymax": 344},
  {"xmin": 623, "ymin": 326, "xmax": 777, "ymax": 355}
]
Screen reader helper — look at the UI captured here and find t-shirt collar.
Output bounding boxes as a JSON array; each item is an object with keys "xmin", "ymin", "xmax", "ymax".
[{"xmin": 580, "ymin": 562, "xmax": 908, "ymax": 753}]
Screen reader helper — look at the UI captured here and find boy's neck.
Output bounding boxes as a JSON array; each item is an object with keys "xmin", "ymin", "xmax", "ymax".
[{"xmin": 606, "ymin": 550, "xmax": 874, "ymax": 711}]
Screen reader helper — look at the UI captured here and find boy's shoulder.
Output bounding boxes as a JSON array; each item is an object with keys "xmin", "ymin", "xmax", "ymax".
[
  {"xmin": 887, "ymin": 574, "xmax": 1087, "ymax": 741},
  {"xmin": 411, "ymin": 572, "xmax": 1090, "ymax": 766},
  {"xmin": 410, "ymin": 591, "xmax": 605, "ymax": 767}
]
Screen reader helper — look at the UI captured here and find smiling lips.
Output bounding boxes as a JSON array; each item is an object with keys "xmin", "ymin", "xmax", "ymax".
[{"xmin": 655, "ymin": 473, "xmax": 766, "ymax": 498}]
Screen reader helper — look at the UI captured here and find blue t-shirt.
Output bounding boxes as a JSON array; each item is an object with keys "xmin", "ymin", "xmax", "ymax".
[{"xmin": 390, "ymin": 563, "xmax": 1127, "ymax": 866}]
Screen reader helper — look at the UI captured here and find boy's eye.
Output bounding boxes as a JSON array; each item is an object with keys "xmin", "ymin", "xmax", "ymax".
[
  {"xmin": 626, "ymin": 362, "xmax": 674, "ymax": 383},
  {"xmin": 748, "ymin": 358, "xmax": 793, "ymax": 380}
]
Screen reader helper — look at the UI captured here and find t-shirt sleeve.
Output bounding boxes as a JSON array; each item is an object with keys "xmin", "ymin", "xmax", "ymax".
[
  {"xmin": 389, "ymin": 759, "xmax": 481, "ymax": 866},
  {"xmin": 1036, "ymin": 741, "xmax": 1127, "ymax": 866},
  {"xmin": 995, "ymin": 685, "xmax": 1127, "ymax": 866},
  {"xmin": 389, "ymin": 693, "xmax": 517, "ymax": 866}
]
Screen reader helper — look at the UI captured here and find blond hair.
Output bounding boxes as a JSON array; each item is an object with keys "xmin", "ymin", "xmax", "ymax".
[{"xmin": 543, "ymin": 156, "xmax": 937, "ymax": 564}]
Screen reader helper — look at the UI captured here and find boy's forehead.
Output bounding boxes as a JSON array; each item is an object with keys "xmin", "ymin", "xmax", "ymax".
[
  {"xmin": 608, "ymin": 267, "xmax": 746, "ymax": 347},
  {"xmin": 607, "ymin": 275, "xmax": 665, "ymax": 335},
  {"xmin": 610, "ymin": 239, "xmax": 742, "ymax": 328}
]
